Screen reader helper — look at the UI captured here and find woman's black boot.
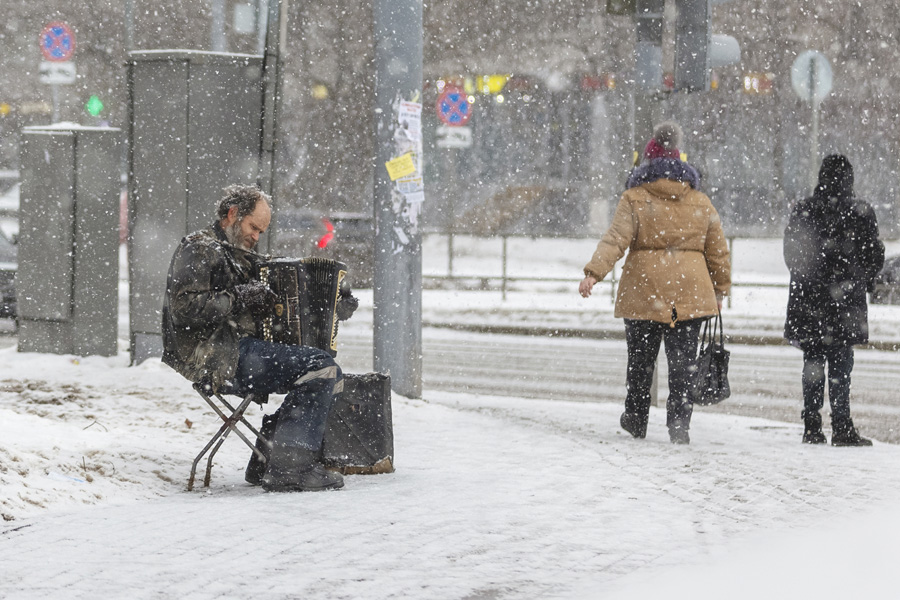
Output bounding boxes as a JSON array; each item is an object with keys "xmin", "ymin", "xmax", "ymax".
[{"xmin": 620, "ymin": 411, "xmax": 648, "ymax": 439}]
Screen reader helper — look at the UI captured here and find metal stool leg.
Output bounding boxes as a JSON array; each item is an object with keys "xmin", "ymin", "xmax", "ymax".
[
  {"xmin": 204, "ymin": 430, "xmax": 232, "ymax": 488},
  {"xmin": 188, "ymin": 384, "xmax": 271, "ymax": 491},
  {"xmin": 188, "ymin": 420, "xmax": 231, "ymax": 491}
]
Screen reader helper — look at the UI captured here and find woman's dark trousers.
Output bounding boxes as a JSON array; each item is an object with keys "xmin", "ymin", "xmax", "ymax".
[
  {"xmin": 624, "ymin": 318, "xmax": 703, "ymax": 430},
  {"xmin": 801, "ymin": 343, "xmax": 853, "ymax": 423}
]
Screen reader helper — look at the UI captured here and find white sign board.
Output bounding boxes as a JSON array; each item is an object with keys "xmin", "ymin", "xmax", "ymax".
[
  {"xmin": 436, "ymin": 125, "xmax": 472, "ymax": 149},
  {"xmin": 39, "ymin": 61, "xmax": 76, "ymax": 85},
  {"xmin": 791, "ymin": 50, "xmax": 832, "ymax": 105}
]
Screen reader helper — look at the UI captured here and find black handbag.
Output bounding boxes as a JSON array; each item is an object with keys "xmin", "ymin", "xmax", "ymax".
[{"xmin": 692, "ymin": 311, "xmax": 731, "ymax": 405}]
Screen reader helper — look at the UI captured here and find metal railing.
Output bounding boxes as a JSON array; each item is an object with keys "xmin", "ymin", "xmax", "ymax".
[{"xmin": 424, "ymin": 233, "xmax": 788, "ymax": 306}]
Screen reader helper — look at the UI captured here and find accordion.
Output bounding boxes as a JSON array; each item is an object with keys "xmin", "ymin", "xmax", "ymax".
[{"xmin": 254, "ymin": 257, "xmax": 348, "ymax": 356}]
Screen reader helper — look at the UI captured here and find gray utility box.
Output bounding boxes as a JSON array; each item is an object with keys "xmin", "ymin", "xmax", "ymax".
[
  {"xmin": 17, "ymin": 125, "xmax": 122, "ymax": 357},
  {"xmin": 127, "ymin": 50, "xmax": 264, "ymax": 364}
]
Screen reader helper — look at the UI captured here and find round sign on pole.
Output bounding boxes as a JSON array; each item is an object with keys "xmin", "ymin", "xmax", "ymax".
[
  {"xmin": 790, "ymin": 50, "xmax": 832, "ymax": 105},
  {"xmin": 436, "ymin": 87, "xmax": 471, "ymax": 126},
  {"xmin": 40, "ymin": 21, "xmax": 76, "ymax": 62}
]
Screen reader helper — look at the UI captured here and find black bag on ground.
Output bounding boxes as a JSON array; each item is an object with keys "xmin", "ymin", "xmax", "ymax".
[
  {"xmin": 322, "ymin": 372, "xmax": 394, "ymax": 474},
  {"xmin": 692, "ymin": 311, "xmax": 731, "ymax": 405}
]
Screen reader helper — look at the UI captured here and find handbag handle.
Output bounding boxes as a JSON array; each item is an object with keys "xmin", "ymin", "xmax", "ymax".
[
  {"xmin": 712, "ymin": 310, "xmax": 724, "ymax": 344},
  {"xmin": 701, "ymin": 310, "xmax": 725, "ymax": 345}
]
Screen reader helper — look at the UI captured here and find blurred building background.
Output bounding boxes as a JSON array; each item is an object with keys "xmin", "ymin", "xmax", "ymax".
[{"xmin": 0, "ymin": 0, "xmax": 898, "ymax": 239}]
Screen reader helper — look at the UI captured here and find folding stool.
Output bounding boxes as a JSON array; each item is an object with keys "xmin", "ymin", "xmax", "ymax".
[{"xmin": 188, "ymin": 381, "xmax": 270, "ymax": 491}]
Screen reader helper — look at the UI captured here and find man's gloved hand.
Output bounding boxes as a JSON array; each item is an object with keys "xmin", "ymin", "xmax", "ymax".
[
  {"xmin": 336, "ymin": 290, "xmax": 359, "ymax": 321},
  {"xmin": 232, "ymin": 280, "xmax": 277, "ymax": 316}
]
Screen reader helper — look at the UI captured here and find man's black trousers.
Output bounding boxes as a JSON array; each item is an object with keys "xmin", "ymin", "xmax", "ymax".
[
  {"xmin": 235, "ymin": 337, "xmax": 343, "ymax": 451},
  {"xmin": 801, "ymin": 343, "xmax": 854, "ymax": 423}
]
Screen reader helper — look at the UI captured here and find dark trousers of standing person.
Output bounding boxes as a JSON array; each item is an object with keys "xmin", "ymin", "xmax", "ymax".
[
  {"xmin": 623, "ymin": 318, "xmax": 703, "ymax": 440},
  {"xmin": 801, "ymin": 343, "xmax": 853, "ymax": 424}
]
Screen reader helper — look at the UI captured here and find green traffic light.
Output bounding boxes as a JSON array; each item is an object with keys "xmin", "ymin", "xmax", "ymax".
[{"xmin": 85, "ymin": 95, "xmax": 104, "ymax": 116}]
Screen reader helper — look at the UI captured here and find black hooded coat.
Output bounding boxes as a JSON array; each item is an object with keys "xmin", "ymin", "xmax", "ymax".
[{"xmin": 783, "ymin": 155, "xmax": 884, "ymax": 348}]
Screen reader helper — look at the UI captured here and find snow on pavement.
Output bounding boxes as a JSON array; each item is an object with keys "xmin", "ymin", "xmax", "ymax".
[{"xmin": 2, "ymin": 348, "xmax": 900, "ymax": 599}]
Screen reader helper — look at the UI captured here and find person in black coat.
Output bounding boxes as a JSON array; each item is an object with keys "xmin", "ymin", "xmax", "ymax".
[{"xmin": 783, "ymin": 155, "xmax": 884, "ymax": 446}]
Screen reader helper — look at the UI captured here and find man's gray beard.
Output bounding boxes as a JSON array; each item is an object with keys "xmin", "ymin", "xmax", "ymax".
[{"xmin": 224, "ymin": 220, "xmax": 252, "ymax": 250}]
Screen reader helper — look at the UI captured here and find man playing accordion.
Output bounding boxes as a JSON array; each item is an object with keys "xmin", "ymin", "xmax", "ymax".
[{"xmin": 162, "ymin": 184, "xmax": 357, "ymax": 492}]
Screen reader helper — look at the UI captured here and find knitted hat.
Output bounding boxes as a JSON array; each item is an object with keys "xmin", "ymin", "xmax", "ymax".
[
  {"xmin": 643, "ymin": 121, "xmax": 683, "ymax": 161},
  {"xmin": 816, "ymin": 154, "xmax": 854, "ymax": 199}
]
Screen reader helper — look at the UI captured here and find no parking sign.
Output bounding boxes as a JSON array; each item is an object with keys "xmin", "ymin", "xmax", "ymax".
[
  {"xmin": 435, "ymin": 86, "xmax": 471, "ymax": 126},
  {"xmin": 40, "ymin": 22, "xmax": 76, "ymax": 62}
]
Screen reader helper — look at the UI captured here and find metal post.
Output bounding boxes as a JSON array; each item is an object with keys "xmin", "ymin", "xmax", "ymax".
[
  {"xmin": 501, "ymin": 235, "xmax": 508, "ymax": 301},
  {"xmin": 446, "ymin": 154, "xmax": 455, "ymax": 276},
  {"xmin": 373, "ymin": 0, "xmax": 424, "ymax": 399},
  {"xmin": 674, "ymin": 0, "xmax": 711, "ymax": 92},
  {"xmin": 125, "ymin": 0, "xmax": 134, "ymax": 53},
  {"xmin": 448, "ymin": 232, "xmax": 454, "ymax": 276},
  {"xmin": 258, "ymin": 0, "xmax": 287, "ymax": 254},
  {"xmin": 633, "ymin": 0, "xmax": 664, "ymax": 154},
  {"xmin": 51, "ymin": 84, "xmax": 59, "ymax": 123},
  {"xmin": 809, "ymin": 59, "xmax": 819, "ymax": 191},
  {"xmin": 256, "ymin": 0, "xmax": 269, "ymax": 55},
  {"xmin": 211, "ymin": 0, "xmax": 227, "ymax": 52},
  {"xmin": 727, "ymin": 236, "xmax": 734, "ymax": 309}
]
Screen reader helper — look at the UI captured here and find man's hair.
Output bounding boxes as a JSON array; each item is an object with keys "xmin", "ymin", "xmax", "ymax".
[{"xmin": 216, "ymin": 185, "xmax": 270, "ymax": 221}]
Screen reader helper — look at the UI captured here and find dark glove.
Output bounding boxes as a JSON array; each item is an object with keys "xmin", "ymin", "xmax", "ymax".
[
  {"xmin": 336, "ymin": 291, "xmax": 359, "ymax": 321},
  {"xmin": 233, "ymin": 281, "xmax": 277, "ymax": 316}
]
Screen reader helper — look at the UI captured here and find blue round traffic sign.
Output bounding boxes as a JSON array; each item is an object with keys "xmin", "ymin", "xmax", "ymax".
[
  {"xmin": 436, "ymin": 87, "xmax": 471, "ymax": 126},
  {"xmin": 40, "ymin": 22, "xmax": 76, "ymax": 62}
]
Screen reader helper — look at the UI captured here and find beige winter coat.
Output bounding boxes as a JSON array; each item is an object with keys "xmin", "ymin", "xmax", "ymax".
[{"xmin": 584, "ymin": 178, "xmax": 731, "ymax": 324}]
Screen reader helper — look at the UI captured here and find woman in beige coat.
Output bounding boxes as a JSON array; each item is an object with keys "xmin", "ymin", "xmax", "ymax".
[{"xmin": 579, "ymin": 122, "xmax": 731, "ymax": 444}]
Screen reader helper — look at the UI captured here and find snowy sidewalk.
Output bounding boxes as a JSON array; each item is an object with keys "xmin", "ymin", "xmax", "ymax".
[{"xmin": 2, "ymin": 350, "xmax": 900, "ymax": 599}]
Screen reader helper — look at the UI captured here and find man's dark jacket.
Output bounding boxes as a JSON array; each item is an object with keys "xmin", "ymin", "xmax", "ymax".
[
  {"xmin": 162, "ymin": 223, "xmax": 261, "ymax": 390},
  {"xmin": 783, "ymin": 190, "xmax": 884, "ymax": 349}
]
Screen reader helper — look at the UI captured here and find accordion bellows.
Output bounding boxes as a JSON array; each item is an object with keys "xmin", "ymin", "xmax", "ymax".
[{"xmin": 254, "ymin": 257, "xmax": 348, "ymax": 357}]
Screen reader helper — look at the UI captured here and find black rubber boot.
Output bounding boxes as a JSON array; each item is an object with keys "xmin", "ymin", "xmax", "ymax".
[
  {"xmin": 261, "ymin": 446, "xmax": 344, "ymax": 492},
  {"xmin": 802, "ymin": 412, "xmax": 827, "ymax": 445},
  {"xmin": 244, "ymin": 413, "xmax": 277, "ymax": 486},
  {"xmin": 831, "ymin": 418, "xmax": 873, "ymax": 447},
  {"xmin": 620, "ymin": 412, "xmax": 648, "ymax": 439}
]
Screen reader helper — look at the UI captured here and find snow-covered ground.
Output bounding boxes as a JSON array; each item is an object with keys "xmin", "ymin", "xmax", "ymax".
[{"xmin": 2, "ymin": 236, "xmax": 900, "ymax": 599}]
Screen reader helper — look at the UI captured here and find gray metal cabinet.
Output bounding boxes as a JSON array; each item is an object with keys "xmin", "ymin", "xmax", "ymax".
[
  {"xmin": 127, "ymin": 50, "xmax": 263, "ymax": 364},
  {"xmin": 17, "ymin": 125, "xmax": 121, "ymax": 357}
]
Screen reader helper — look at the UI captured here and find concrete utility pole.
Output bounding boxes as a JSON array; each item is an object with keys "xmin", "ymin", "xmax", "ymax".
[
  {"xmin": 373, "ymin": 0, "xmax": 424, "ymax": 399},
  {"xmin": 633, "ymin": 0, "xmax": 664, "ymax": 154}
]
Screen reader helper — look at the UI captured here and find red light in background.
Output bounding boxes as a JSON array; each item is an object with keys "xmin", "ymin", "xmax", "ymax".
[
  {"xmin": 317, "ymin": 218, "xmax": 334, "ymax": 249},
  {"xmin": 663, "ymin": 72, "xmax": 675, "ymax": 90},
  {"xmin": 580, "ymin": 73, "xmax": 616, "ymax": 91}
]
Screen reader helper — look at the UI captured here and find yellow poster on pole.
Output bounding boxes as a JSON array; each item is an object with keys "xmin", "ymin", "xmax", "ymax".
[{"xmin": 385, "ymin": 152, "xmax": 416, "ymax": 181}]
